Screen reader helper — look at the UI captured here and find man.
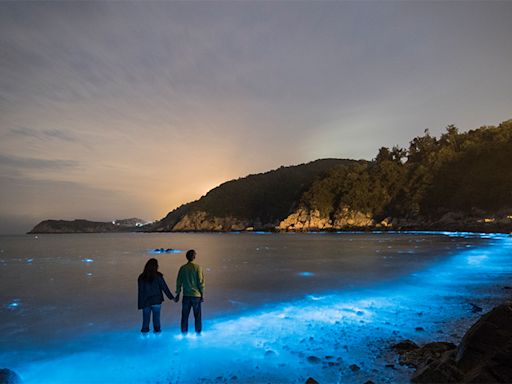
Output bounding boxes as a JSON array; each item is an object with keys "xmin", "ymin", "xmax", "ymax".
[{"xmin": 175, "ymin": 249, "xmax": 205, "ymax": 334}]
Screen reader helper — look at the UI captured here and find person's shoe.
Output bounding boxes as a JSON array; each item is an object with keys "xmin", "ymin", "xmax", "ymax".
[
  {"xmin": 154, "ymin": 327, "xmax": 161, "ymax": 333},
  {"xmin": 141, "ymin": 327, "xmax": 150, "ymax": 333}
]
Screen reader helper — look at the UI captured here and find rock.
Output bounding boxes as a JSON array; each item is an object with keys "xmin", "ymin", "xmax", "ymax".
[
  {"xmin": 415, "ymin": 327, "xmax": 425, "ymax": 332},
  {"xmin": 332, "ymin": 207, "xmax": 374, "ymax": 228},
  {"xmin": 380, "ymin": 217, "xmax": 392, "ymax": 228},
  {"xmin": 349, "ymin": 364, "xmax": 361, "ymax": 372},
  {"xmin": 392, "ymin": 339, "xmax": 419, "ymax": 354},
  {"xmin": 278, "ymin": 209, "xmax": 333, "ymax": 231},
  {"xmin": 307, "ymin": 356, "xmax": 322, "ymax": 364},
  {"xmin": 363, "ymin": 381, "xmax": 375, "ymax": 384},
  {"xmin": 409, "ymin": 302, "xmax": 512, "ymax": 383},
  {"xmin": 278, "ymin": 206, "xmax": 375, "ymax": 231},
  {"xmin": 305, "ymin": 378, "xmax": 319, "ymax": 384},
  {"xmin": 399, "ymin": 342, "xmax": 456, "ymax": 368},
  {"xmin": 469, "ymin": 303, "xmax": 483, "ymax": 313},
  {"xmin": 264, "ymin": 350, "xmax": 276, "ymax": 357},
  {"xmin": 411, "ymin": 350, "xmax": 463, "ymax": 383},
  {"xmin": 0, "ymin": 369, "xmax": 21, "ymax": 384},
  {"xmin": 456, "ymin": 301, "xmax": 512, "ymax": 382}
]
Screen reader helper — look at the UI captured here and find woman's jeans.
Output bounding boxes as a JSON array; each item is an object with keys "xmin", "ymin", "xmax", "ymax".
[{"xmin": 141, "ymin": 304, "xmax": 161, "ymax": 332}]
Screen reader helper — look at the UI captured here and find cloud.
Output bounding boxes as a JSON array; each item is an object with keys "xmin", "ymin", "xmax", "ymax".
[
  {"xmin": 0, "ymin": 1, "xmax": 511, "ymax": 234},
  {"xmin": 8, "ymin": 127, "xmax": 77, "ymax": 142},
  {"xmin": 0, "ymin": 153, "xmax": 79, "ymax": 170}
]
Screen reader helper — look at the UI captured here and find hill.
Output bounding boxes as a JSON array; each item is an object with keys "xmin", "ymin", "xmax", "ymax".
[
  {"xmin": 153, "ymin": 119, "xmax": 512, "ymax": 233},
  {"xmin": 279, "ymin": 119, "xmax": 512, "ymax": 232},
  {"xmin": 149, "ymin": 159, "xmax": 363, "ymax": 231}
]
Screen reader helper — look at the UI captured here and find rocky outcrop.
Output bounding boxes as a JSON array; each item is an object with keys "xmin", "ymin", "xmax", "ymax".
[
  {"xmin": 278, "ymin": 209, "xmax": 332, "ymax": 231},
  {"xmin": 0, "ymin": 369, "xmax": 21, "ymax": 384},
  {"xmin": 278, "ymin": 207, "xmax": 375, "ymax": 231},
  {"xmin": 454, "ymin": 301, "xmax": 512, "ymax": 383},
  {"xmin": 395, "ymin": 302, "xmax": 512, "ymax": 383},
  {"xmin": 279, "ymin": 208, "xmax": 512, "ymax": 233},
  {"xmin": 332, "ymin": 207, "xmax": 374, "ymax": 228},
  {"xmin": 172, "ymin": 211, "xmax": 253, "ymax": 232}
]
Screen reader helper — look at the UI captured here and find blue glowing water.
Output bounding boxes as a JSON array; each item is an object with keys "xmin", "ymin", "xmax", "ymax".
[{"xmin": 0, "ymin": 232, "xmax": 511, "ymax": 383}]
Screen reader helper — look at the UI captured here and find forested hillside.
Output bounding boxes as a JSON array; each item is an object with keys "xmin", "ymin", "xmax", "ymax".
[
  {"xmin": 151, "ymin": 159, "xmax": 362, "ymax": 231},
  {"xmin": 151, "ymin": 119, "xmax": 512, "ymax": 232}
]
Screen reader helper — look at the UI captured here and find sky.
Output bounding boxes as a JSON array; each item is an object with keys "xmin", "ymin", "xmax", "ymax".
[{"xmin": 1, "ymin": 1, "xmax": 511, "ymax": 234}]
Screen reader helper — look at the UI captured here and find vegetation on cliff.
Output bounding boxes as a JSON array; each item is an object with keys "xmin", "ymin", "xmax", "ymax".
[{"xmin": 300, "ymin": 119, "xmax": 512, "ymax": 224}]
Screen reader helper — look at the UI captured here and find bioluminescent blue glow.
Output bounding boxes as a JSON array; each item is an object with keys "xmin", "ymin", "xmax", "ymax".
[
  {"xmin": 1, "ymin": 232, "xmax": 511, "ymax": 383},
  {"xmin": 149, "ymin": 249, "xmax": 184, "ymax": 254},
  {"xmin": 6, "ymin": 299, "xmax": 21, "ymax": 310},
  {"xmin": 81, "ymin": 258, "xmax": 94, "ymax": 263}
]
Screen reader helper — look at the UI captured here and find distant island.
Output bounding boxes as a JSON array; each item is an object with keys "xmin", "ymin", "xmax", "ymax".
[
  {"xmin": 29, "ymin": 218, "xmax": 149, "ymax": 234},
  {"xmin": 30, "ymin": 119, "xmax": 512, "ymax": 234}
]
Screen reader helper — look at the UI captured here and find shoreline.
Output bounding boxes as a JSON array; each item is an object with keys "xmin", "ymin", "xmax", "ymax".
[{"xmin": 27, "ymin": 227, "xmax": 512, "ymax": 235}]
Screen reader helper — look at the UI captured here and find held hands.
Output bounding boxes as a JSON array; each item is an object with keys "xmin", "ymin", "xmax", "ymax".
[{"xmin": 171, "ymin": 294, "xmax": 203, "ymax": 302}]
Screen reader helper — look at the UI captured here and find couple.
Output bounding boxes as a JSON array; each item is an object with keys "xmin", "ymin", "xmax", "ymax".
[{"xmin": 137, "ymin": 249, "xmax": 204, "ymax": 334}]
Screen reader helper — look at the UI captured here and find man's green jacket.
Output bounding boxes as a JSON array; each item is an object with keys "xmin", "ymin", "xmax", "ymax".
[{"xmin": 176, "ymin": 261, "xmax": 205, "ymax": 297}]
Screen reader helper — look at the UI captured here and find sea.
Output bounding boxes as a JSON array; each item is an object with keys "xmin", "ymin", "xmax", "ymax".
[{"xmin": 1, "ymin": 232, "xmax": 511, "ymax": 383}]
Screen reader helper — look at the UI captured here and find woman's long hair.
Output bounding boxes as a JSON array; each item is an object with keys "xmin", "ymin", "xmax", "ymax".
[{"xmin": 141, "ymin": 258, "xmax": 159, "ymax": 281}]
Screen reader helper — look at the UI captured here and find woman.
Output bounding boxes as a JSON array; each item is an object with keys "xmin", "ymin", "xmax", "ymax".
[{"xmin": 138, "ymin": 258, "xmax": 174, "ymax": 333}]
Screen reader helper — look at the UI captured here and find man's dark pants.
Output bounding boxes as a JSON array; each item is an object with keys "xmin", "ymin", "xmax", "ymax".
[{"xmin": 181, "ymin": 296, "xmax": 202, "ymax": 334}]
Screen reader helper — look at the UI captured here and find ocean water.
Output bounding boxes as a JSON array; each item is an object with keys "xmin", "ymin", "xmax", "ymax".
[{"xmin": 0, "ymin": 232, "xmax": 511, "ymax": 383}]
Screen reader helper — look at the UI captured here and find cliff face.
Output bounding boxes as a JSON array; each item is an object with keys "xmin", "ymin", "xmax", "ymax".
[
  {"xmin": 277, "ymin": 207, "xmax": 512, "ymax": 232},
  {"xmin": 172, "ymin": 211, "xmax": 253, "ymax": 232},
  {"xmin": 278, "ymin": 207, "xmax": 376, "ymax": 231}
]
